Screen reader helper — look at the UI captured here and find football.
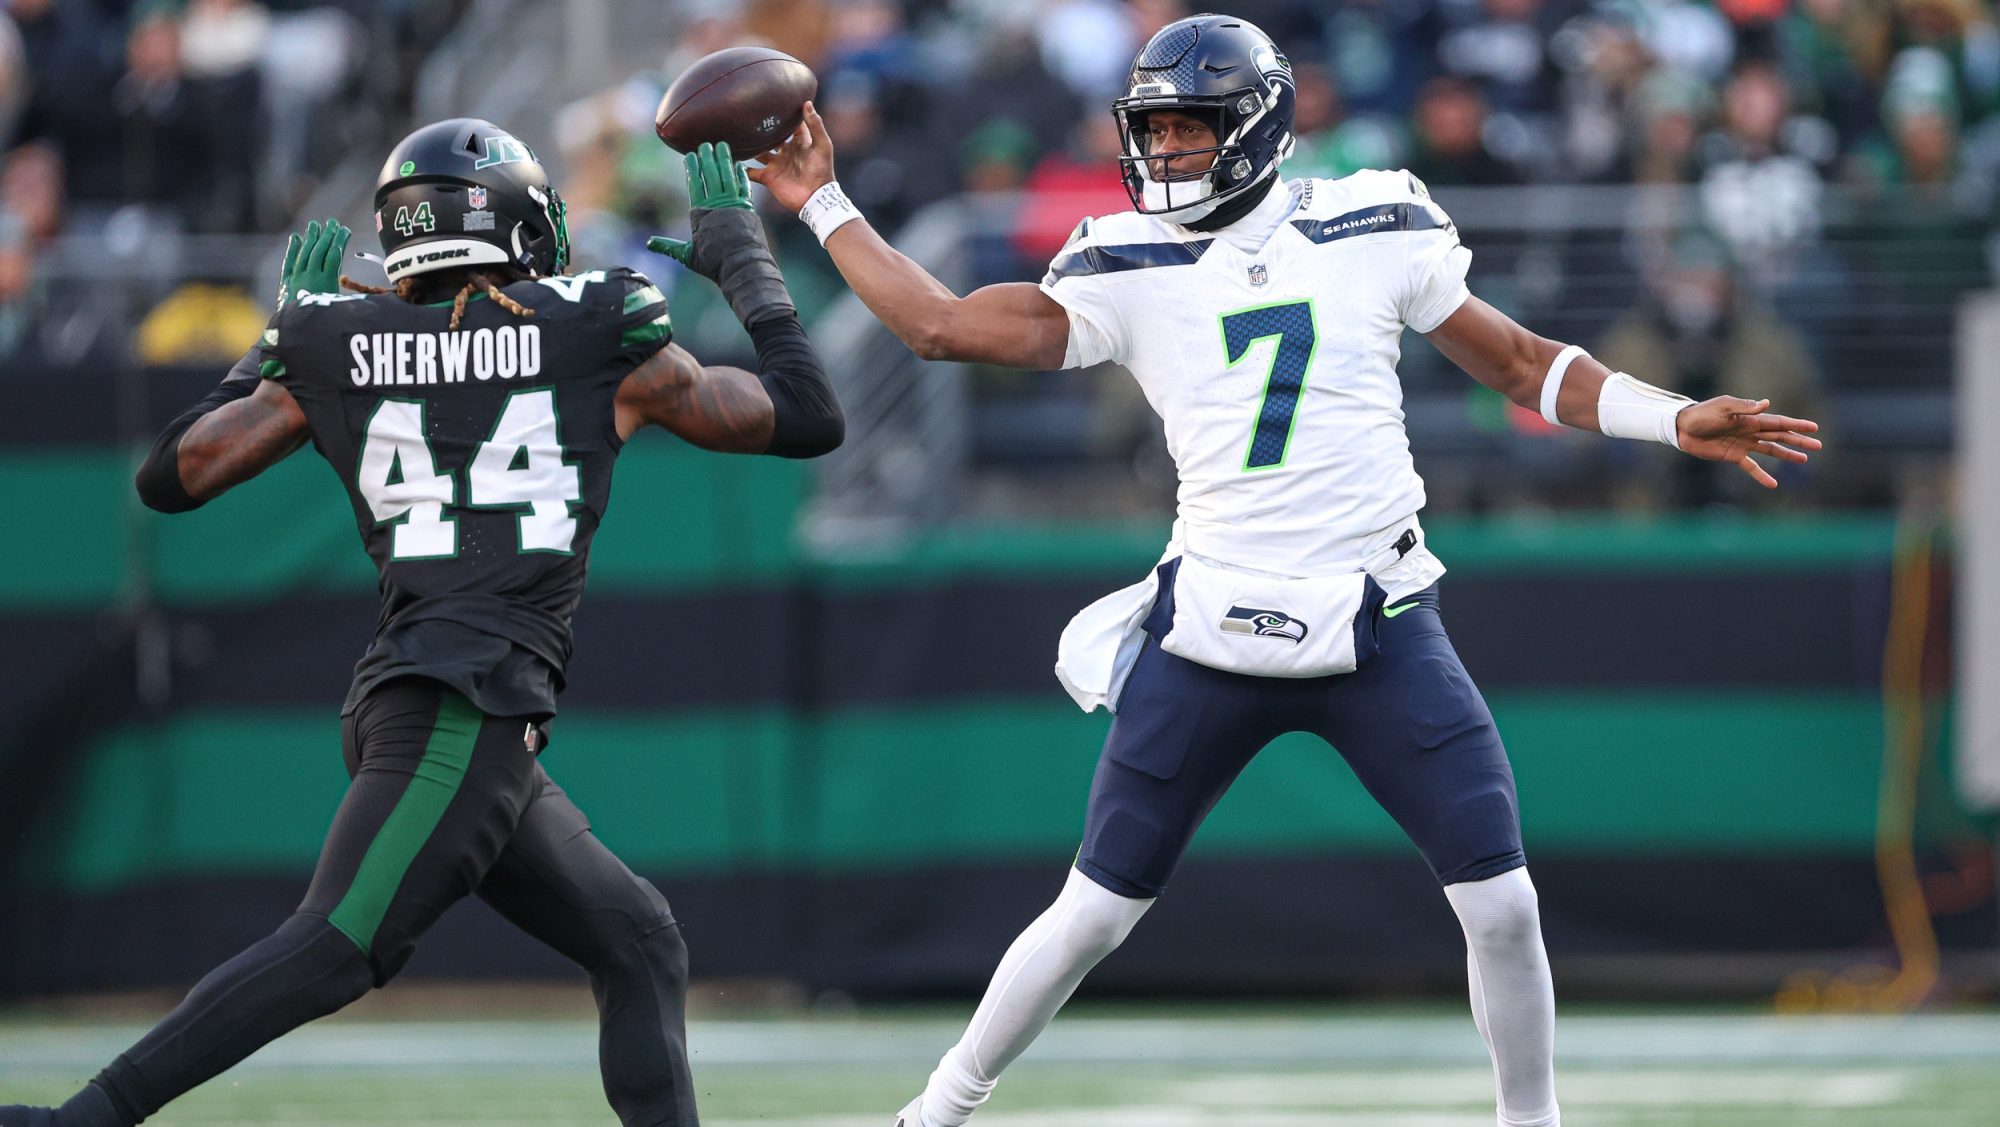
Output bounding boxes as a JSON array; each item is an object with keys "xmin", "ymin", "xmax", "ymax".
[{"xmin": 654, "ymin": 46, "xmax": 818, "ymax": 157}]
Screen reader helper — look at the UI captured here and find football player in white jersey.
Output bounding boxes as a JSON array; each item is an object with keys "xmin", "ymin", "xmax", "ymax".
[{"xmin": 742, "ymin": 14, "xmax": 1819, "ymax": 1127}]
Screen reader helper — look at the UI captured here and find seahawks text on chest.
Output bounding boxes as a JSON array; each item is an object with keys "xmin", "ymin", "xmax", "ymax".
[{"xmin": 345, "ymin": 325, "xmax": 542, "ymax": 387}]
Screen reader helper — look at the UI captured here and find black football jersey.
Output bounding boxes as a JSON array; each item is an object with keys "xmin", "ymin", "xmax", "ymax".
[{"xmin": 258, "ymin": 267, "xmax": 673, "ymax": 719}]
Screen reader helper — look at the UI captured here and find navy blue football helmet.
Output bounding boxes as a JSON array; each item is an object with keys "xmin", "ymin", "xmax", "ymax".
[{"xmin": 1112, "ymin": 15, "xmax": 1296, "ymax": 225}]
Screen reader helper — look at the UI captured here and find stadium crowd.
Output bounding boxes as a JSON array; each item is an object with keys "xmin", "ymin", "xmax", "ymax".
[{"xmin": 2, "ymin": 0, "xmax": 1991, "ymax": 506}]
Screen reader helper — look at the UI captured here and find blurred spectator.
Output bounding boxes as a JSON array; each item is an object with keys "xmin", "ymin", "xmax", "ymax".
[
  {"xmin": 961, "ymin": 116, "xmax": 1036, "ymax": 196},
  {"xmin": 1697, "ymin": 60, "xmax": 1830, "ymax": 290},
  {"xmin": 0, "ymin": 142, "xmax": 47, "ymax": 355},
  {"xmin": 1781, "ymin": 0, "xmax": 1895, "ymax": 146},
  {"xmin": 257, "ymin": 6, "xmax": 360, "ymax": 222},
  {"xmin": 178, "ymin": 0, "xmax": 267, "ymax": 231},
  {"xmin": 1852, "ymin": 45, "xmax": 1964, "ymax": 199},
  {"xmin": 108, "ymin": 9, "xmax": 209, "ymax": 229},
  {"xmin": 745, "ymin": 0, "xmax": 831, "ymax": 71},
  {"xmin": 954, "ymin": 22, "xmax": 1081, "ymax": 160},
  {"xmin": 824, "ymin": 0, "xmax": 924, "ymax": 88},
  {"xmin": 1438, "ymin": 0, "xmax": 1558, "ymax": 114},
  {"xmin": 0, "ymin": 142, "xmax": 59, "ymax": 357},
  {"xmin": 1323, "ymin": 0, "xmax": 1445, "ymax": 116},
  {"xmin": 1892, "ymin": 0, "xmax": 2000, "ymax": 125},
  {"xmin": 1596, "ymin": 229, "xmax": 1825, "ymax": 507},
  {"xmin": 960, "ymin": 116, "xmax": 1036, "ymax": 286},
  {"xmin": 0, "ymin": 11, "xmax": 22, "ymax": 148},
  {"xmin": 1553, "ymin": 5, "xmax": 1655, "ymax": 181},
  {"xmin": 1012, "ymin": 108, "xmax": 1127, "ymax": 266},
  {"xmin": 819, "ymin": 68, "xmax": 952, "ymax": 235},
  {"xmin": 1626, "ymin": 68, "xmax": 1713, "ymax": 184},
  {"xmin": 1407, "ymin": 74, "xmax": 1521, "ymax": 185},
  {"xmin": 1287, "ymin": 61, "xmax": 1403, "ymax": 180},
  {"xmin": 1037, "ymin": 0, "xmax": 1140, "ymax": 104},
  {"xmin": 1637, "ymin": 0, "xmax": 1739, "ymax": 82}
]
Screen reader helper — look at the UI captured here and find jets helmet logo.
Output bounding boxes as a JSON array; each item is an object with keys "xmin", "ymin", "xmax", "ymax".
[
  {"xmin": 473, "ymin": 134, "xmax": 534, "ymax": 171},
  {"xmin": 1221, "ymin": 605, "xmax": 1308, "ymax": 643}
]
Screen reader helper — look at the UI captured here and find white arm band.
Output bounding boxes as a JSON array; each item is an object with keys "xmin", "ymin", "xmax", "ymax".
[
  {"xmin": 1597, "ymin": 371, "xmax": 1694, "ymax": 449},
  {"xmin": 1538, "ymin": 344, "xmax": 1586, "ymax": 426},
  {"xmin": 798, "ymin": 181, "xmax": 862, "ymax": 245}
]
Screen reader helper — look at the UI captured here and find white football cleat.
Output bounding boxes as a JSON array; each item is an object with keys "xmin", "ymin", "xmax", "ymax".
[{"xmin": 893, "ymin": 1095, "xmax": 927, "ymax": 1127}]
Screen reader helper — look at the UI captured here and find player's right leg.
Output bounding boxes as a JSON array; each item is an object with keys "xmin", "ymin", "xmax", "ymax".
[
  {"xmin": 474, "ymin": 765, "xmax": 698, "ymax": 1127},
  {"xmin": 900, "ymin": 639, "xmax": 1287, "ymax": 1127},
  {"xmin": 0, "ymin": 677, "xmax": 541, "ymax": 1127}
]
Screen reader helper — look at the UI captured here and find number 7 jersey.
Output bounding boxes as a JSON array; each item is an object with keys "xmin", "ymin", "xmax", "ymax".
[
  {"xmin": 256, "ymin": 267, "xmax": 674, "ymax": 718},
  {"xmin": 1041, "ymin": 171, "xmax": 1469, "ymax": 587}
]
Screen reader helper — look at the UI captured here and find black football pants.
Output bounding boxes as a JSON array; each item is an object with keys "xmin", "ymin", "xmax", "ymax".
[{"xmin": 63, "ymin": 677, "xmax": 699, "ymax": 1127}]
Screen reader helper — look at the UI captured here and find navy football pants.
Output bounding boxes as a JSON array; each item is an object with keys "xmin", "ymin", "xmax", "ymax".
[{"xmin": 1077, "ymin": 583, "xmax": 1526, "ymax": 898}]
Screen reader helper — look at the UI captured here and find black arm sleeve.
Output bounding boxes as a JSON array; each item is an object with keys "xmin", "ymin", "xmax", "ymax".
[
  {"xmin": 134, "ymin": 348, "xmax": 264, "ymax": 512},
  {"xmin": 749, "ymin": 312, "xmax": 844, "ymax": 459}
]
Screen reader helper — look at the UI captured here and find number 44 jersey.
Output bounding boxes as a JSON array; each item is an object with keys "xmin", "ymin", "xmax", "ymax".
[
  {"xmin": 257, "ymin": 267, "xmax": 674, "ymax": 719},
  {"xmin": 1041, "ymin": 171, "xmax": 1467, "ymax": 595}
]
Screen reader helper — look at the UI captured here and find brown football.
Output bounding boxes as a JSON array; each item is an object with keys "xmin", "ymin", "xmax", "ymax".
[{"xmin": 655, "ymin": 46, "xmax": 817, "ymax": 156}]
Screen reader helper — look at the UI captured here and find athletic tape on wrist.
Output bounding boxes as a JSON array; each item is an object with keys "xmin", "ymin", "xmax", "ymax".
[
  {"xmin": 1539, "ymin": 345, "xmax": 1586, "ymax": 426},
  {"xmin": 799, "ymin": 181, "xmax": 861, "ymax": 245},
  {"xmin": 1597, "ymin": 372, "xmax": 1694, "ymax": 449}
]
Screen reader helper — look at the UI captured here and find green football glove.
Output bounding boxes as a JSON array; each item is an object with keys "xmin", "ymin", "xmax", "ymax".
[
  {"xmin": 278, "ymin": 217, "xmax": 351, "ymax": 310},
  {"xmin": 647, "ymin": 142, "xmax": 754, "ymax": 267}
]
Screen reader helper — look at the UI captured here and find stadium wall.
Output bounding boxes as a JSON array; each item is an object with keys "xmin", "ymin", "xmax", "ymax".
[{"xmin": 0, "ymin": 369, "xmax": 1988, "ymax": 1000}]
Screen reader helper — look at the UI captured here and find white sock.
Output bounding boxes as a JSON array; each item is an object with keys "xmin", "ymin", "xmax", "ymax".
[
  {"xmin": 1445, "ymin": 867, "xmax": 1560, "ymax": 1127},
  {"xmin": 916, "ymin": 867, "xmax": 1154, "ymax": 1126}
]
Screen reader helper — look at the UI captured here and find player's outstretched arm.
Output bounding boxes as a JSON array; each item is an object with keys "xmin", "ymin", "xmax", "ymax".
[
  {"xmin": 747, "ymin": 102, "xmax": 1070, "ymax": 370},
  {"xmin": 642, "ymin": 142, "xmax": 843, "ymax": 458},
  {"xmin": 1426, "ymin": 295, "xmax": 1822, "ymax": 489}
]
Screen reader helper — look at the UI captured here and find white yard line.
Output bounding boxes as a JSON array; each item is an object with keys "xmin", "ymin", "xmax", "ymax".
[{"xmin": 2, "ymin": 1013, "xmax": 1997, "ymax": 1072}]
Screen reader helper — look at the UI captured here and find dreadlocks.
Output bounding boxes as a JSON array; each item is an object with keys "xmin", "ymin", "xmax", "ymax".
[{"xmin": 339, "ymin": 270, "xmax": 536, "ymax": 332}]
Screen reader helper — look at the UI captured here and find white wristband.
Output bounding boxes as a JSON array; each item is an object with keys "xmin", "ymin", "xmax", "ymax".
[
  {"xmin": 1539, "ymin": 344, "xmax": 1586, "ymax": 426},
  {"xmin": 798, "ymin": 181, "xmax": 861, "ymax": 245},
  {"xmin": 1597, "ymin": 372, "xmax": 1694, "ymax": 449}
]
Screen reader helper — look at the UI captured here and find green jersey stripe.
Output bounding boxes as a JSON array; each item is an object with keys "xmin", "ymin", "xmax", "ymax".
[
  {"xmin": 622, "ymin": 285, "xmax": 667, "ymax": 314},
  {"xmin": 619, "ymin": 313, "xmax": 673, "ymax": 349},
  {"xmin": 326, "ymin": 690, "xmax": 482, "ymax": 953}
]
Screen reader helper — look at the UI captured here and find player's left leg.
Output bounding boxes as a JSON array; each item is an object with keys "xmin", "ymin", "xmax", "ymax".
[
  {"xmin": 474, "ymin": 764, "xmax": 698, "ymax": 1127},
  {"xmin": 1317, "ymin": 585, "xmax": 1559, "ymax": 1127}
]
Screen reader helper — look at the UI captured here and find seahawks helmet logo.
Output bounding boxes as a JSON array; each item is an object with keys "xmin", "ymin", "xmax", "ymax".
[{"xmin": 1221, "ymin": 605, "xmax": 1308, "ymax": 643}]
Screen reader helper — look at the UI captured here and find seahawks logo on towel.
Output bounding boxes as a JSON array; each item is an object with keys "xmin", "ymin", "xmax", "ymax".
[{"xmin": 1221, "ymin": 606, "xmax": 1308, "ymax": 643}]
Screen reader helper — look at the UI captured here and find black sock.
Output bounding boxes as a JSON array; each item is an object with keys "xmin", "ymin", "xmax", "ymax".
[{"xmin": 51, "ymin": 1082, "xmax": 125, "ymax": 1127}]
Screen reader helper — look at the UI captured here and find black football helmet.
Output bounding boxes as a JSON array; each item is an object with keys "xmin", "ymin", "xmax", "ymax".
[
  {"xmin": 1112, "ymin": 15, "xmax": 1296, "ymax": 225},
  {"xmin": 373, "ymin": 118, "xmax": 570, "ymax": 283}
]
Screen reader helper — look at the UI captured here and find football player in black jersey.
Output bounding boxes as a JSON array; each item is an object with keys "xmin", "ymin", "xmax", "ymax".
[{"xmin": 1, "ymin": 121, "xmax": 840, "ymax": 1127}]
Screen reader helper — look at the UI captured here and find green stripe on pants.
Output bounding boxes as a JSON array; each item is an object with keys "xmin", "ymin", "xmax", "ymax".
[{"xmin": 327, "ymin": 691, "xmax": 483, "ymax": 953}]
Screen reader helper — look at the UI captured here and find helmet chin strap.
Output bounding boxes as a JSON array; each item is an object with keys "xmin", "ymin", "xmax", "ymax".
[{"xmin": 1183, "ymin": 169, "xmax": 1278, "ymax": 233}]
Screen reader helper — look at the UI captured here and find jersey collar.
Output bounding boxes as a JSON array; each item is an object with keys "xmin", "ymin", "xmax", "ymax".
[{"xmin": 1201, "ymin": 177, "xmax": 1303, "ymax": 257}]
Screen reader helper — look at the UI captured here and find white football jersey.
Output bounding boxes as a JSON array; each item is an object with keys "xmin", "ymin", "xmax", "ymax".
[{"xmin": 1040, "ymin": 170, "xmax": 1470, "ymax": 596}]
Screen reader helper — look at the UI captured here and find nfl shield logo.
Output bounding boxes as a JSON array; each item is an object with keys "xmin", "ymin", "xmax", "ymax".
[
  {"xmin": 1248, "ymin": 263, "xmax": 1268, "ymax": 287},
  {"xmin": 468, "ymin": 186, "xmax": 488, "ymax": 209}
]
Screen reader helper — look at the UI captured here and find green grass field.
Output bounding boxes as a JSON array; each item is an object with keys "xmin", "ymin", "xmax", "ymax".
[{"xmin": 6, "ymin": 1005, "xmax": 2000, "ymax": 1125}]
